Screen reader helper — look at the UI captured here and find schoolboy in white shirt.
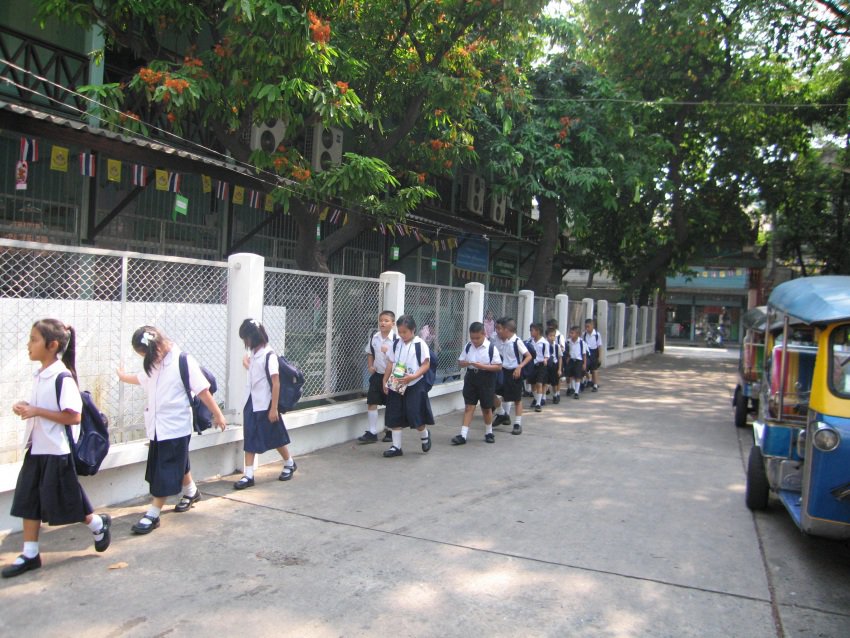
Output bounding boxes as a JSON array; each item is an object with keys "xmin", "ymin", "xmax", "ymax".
[
  {"xmin": 358, "ymin": 310, "xmax": 396, "ymax": 443},
  {"xmin": 583, "ymin": 318, "xmax": 603, "ymax": 392},
  {"xmin": 491, "ymin": 317, "xmax": 533, "ymax": 435},
  {"xmin": 565, "ymin": 326, "xmax": 588, "ymax": 399},
  {"xmin": 452, "ymin": 322, "xmax": 503, "ymax": 445},
  {"xmin": 529, "ymin": 323, "xmax": 549, "ymax": 412}
]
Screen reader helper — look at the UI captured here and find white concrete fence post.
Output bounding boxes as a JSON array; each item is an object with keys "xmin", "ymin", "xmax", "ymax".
[
  {"xmin": 465, "ymin": 282, "xmax": 485, "ymax": 329},
  {"xmin": 616, "ymin": 302, "xmax": 626, "ymax": 352},
  {"xmin": 583, "ymin": 297, "xmax": 594, "ymax": 323},
  {"xmin": 556, "ymin": 293, "xmax": 569, "ymax": 334},
  {"xmin": 380, "ymin": 271, "xmax": 406, "ymax": 319},
  {"xmin": 639, "ymin": 307, "xmax": 649, "ymax": 345},
  {"xmin": 226, "ymin": 253, "xmax": 265, "ymax": 413},
  {"xmin": 630, "ymin": 304, "xmax": 639, "ymax": 348},
  {"xmin": 597, "ymin": 300, "xmax": 609, "ymax": 367},
  {"xmin": 518, "ymin": 289, "xmax": 535, "ymax": 340}
]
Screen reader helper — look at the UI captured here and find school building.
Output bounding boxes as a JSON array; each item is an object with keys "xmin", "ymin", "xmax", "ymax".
[{"xmin": 0, "ymin": 8, "xmax": 568, "ymax": 293}]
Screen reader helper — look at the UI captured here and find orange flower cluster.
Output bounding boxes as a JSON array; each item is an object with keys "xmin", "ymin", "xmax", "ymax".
[
  {"xmin": 292, "ymin": 166, "xmax": 311, "ymax": 181},
  {"xmin": 165, "ymin": 77, "xmax": 190, "ymax": 94},
  {"xmin": 214, "ymin": 41, "xmax": 232, "ymax": 58},
  {"xmin": 119, "ymin": 111, "xmax": 140, "ymax": 123},
  {"xmin": 183, "ymin": 56, "xmax": 203, "ymax": 68},
  {"xmin": 167, "ymin": 112, "xmax": 176, "ymax": 123},
  {"xmin": 308, "ymin": 11, "xmax": 331, "ymax": 44},
  {"xmin": 139, "ymin": 68, "xmax": 163, "ymax": 86},
  {"xmin": 417, "ymin": 172, "xmax": 426, "ymax": 184},
  {"xmin": 273, "ymin": 157, "xmax": 288, "ymax": 171},
  {"xmin": 429, "ymin": 139, "xmax": 450, "ymax": 151},
  {"xmin": 335, "ymin": 81, "xmax": 349, "ymax": 94}
]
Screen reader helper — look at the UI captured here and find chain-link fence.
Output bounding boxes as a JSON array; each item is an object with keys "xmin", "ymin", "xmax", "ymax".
[
  {"xmin": 624, "ymin": 306, "xmax": 634, "ymax": 347},
  {"xmin": 405, "ymin": 283, "xmax": 467, "ymax": 383},
  {"xmin": 532, "ymin": 296, "xmax": 557, "ymax": 327},
  {"xmin": 607, "ymin": 306, "xmax": 618, "ymax": 350},
  {"xmin": 0, "ymin": 239, "xmax": 228, "ymax": 464},
  {"xmin": 568, "ymin": 301, "xmax": 585, "ymax": 331},
  {"xmin": 263, "ymin": 268, "xmax": 385, "ymax": 401},
  {"xmin": 483, "ymin": 291, "xmax": 520, "ymax": 337}
]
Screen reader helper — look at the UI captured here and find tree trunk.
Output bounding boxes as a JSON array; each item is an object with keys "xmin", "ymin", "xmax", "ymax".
[
  {"xmin": 522, "ymin": 197, "xmax": 561, "ymax": 294},
  {"xmin": 290, "ymin": 200, "xmax": 370, "ymax": 272},
  {"xmin": 655, "ymin": 283, "xmax": 666, "ymax": 354}
]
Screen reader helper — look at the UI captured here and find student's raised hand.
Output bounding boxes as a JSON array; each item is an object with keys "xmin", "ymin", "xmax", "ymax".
[
  {"xmin": 13, "ymin": 402, "xmax": 38, "ymax": 419},
  {"xmin": 242, "ymin": 354, "xmax": 250, "ymax": 370}
]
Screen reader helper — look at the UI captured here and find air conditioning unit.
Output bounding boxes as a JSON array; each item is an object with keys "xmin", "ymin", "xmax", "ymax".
[
  {"xmin": 250, "ymin": 119, "xmax": 287, "ymax": 153},
  {"xmin": 490, "ymin": 192, "xmax": 507, "ymax": 225},
  {"xmin": 305, "ymin": 125, "xmax": 343, "ymax": 172},
  {"xmin": 461, "ymin": 173, "xmax": 486, "ymax": 215}
]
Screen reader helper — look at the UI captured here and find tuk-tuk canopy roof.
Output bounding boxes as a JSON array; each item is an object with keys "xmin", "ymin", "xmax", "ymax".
[
  {"xmin": 769, "ymin": 276, "xmax": 850, "ymax": 324},
  {"xmin": 742, "ymin": 306, "xmax": 767, "ymax": 331}
]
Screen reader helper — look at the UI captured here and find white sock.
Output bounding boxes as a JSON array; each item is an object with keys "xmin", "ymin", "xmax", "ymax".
[
  {"xmin": 460, "ymin": 426, "xmax": 469, "ymax": 439},
  {"xmin": 87, "ymin": 513, "xmax": 105, "ymax": 540},
  {"xmin": 145, "ymin": 506, "xmax": 162, "ymax": 520},
  {"xmin": 392, "ymin": 429, "xmax": 402, "ymax": 449},
  {"xmin": 244, "ymin": 465, "xmax": 255, "ymax": 479},
  {"xmin": 184, "ymin": 479, "xmax": 198, "ymax": 497},
  {"xmin": 21, "ymin": 541, "xmax": 39, "ymax": 560},
  {"xmin": 367, "ymin": 409, "xmax": 379, "ymax": 434},
  {"xmin": 534, "ymin": 393, "xmax": 542, "ymax": 404},
  {"xmin": 485, "ymin": 423, "xmax": 493, "ymax": 434},
  {"xmin": 420, "ymin": 428, "xmax": 429, "ymax": 440},
  {"xmin": 495, "ymin": 406, "xmax": 506, "ymax": 416},
  {"xmin": 285, "ymin": 458, "xmax": 295, "ymax": 468},
  {"xmin": 503, "ymin": 402, "xmax": 513, "ymax": 416},
  {"xmin": 515, "ymin": 416, "xmax": 522, "ymax": 425},
  {"xmin": 574, "ymin": 380, "xmax": 580, "ymax": 393},
  {"xmin": 554, "ymin": 391, "xmax": 560, "ymax": 397}
]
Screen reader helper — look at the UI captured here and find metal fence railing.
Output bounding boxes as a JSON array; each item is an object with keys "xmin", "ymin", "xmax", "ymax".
[
  {"xmin": 533, "ymin": 296, "xmax": 557, "ymax": 327},
  {"xmin": 624, "ymin": 306, "xmax": 634, "ymax": 347},
  {"xmin": 262, "ymin": 268, "xmax": 385, "ymax": 401},
  {"xmin": 405, "ymin": 283, "xmax": 468, "ymax": 383},
  {"xmin": 0, "ymin": 239, "xmax": 228, "ymax": 464},
  {"xmin": 607, "ymin": 306, "xmax": 618, "ymax": 350},
  {"xmin": 483, "ymin": 291, "xmax": 520, "ymax": 338},
  {"xmin": 568, "ymin": 301, "xmax": 585, "ymax": 331}
]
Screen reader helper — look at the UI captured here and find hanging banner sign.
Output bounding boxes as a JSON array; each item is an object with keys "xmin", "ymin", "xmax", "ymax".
[{"xmin": 15, "ymin": 160, "xmax": 28, "ymax": 190}]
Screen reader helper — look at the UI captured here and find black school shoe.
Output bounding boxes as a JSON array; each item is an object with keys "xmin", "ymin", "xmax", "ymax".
[
  {"xmin": 94, "ymin": 513, "xmax": 112, "ymax": 553},
  {"xmin": 279, "ymin": 462, "xmax": 297, "ymax": 481},
  {"xmin": 1, "ymin": 554, "xmax": 41, "ymax": 578},
  {"xmin": 383, "ymin": 446, "xmax": 403, "ymax": 458},
  {"xmin": 175, "ymin": 491, "xmax": 201, "ymax": 512},
  {"xmin": 451, "ymin": 434, "xmax": 467, "ymax": 445},
  {"xmin": 382, "ymin": 430, "xmax": 393, "ymax": 442},
  {"xmin": 484, "ymin": 433, "xmax": 495, "ymax": 444},
  {"xmin": 421, "ymin": 431, "xmax": 432, "ymax": 453},
  {"xmin": 493, "ymin": 413, "xmax": 511, "ymax": 427},
  {"xmin": 131, "ymin": 515, "xmax": 160, "ymax": 535},
  {"xmin": 358, "ymin": 431, "xmax": 378, "ymax": 443},
  {"xmin": 234, "ymin": 476, "xmax": 255, "ymax": 490},
  {"xmin": 512, "ymin": 424, "xmax": 522, "ymax": 435},
  {"xmin": 534, "ymin": 404, "xmax": 542, "ymax": 413},
  {"xmin": 553, "ymin": 395, "xmax": 560, "ymax": 404}
]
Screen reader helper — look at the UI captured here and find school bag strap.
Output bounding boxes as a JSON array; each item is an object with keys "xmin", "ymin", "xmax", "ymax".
[
  {"xmin": 414, "ymin": 340, "xmax": 437, "ymax": 391},
  {"xmin": 55, "ymin": 371, "xmax": 110, "ymax": 476},
  {"xmin": 179, "ymin": 352, "xmax": 216, "ymax": 434},
  {"xmin": 369, "ymin": 330, "xmax": 377, "ymax": 358},
  {"xmin": 464, "ymin": 341, "xmax": 496, "ymax": 363}
]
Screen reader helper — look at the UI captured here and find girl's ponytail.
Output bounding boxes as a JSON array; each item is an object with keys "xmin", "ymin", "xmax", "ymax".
[
  {"xmin": 32, "ymin": 318, "xmax": 77, "ymax": 380},
  {"xmin": 131, "ymin": 326, "xmax": 167, "ymax": 376},
  {"xmin": 62, "ymin": 324, "xmax": 77, "ymax": 381}
]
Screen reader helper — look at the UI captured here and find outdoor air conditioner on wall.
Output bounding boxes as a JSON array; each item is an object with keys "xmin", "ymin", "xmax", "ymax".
[
  {"xmin": 305, "ymin": 125, "xmax": 343, "ymax": 172},
  {"xmin": 461, "ymin": 173, "xmax": 486, "ymax": 215},
  {"xmin": 249, "ymin": 119, "xmax": 287, "ymax": 153},
  {"xmin": 490, "ymin": 192, "xmax": 507, "ymax": 225}
]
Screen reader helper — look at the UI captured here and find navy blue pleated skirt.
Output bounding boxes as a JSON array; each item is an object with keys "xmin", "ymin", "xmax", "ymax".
[
  {"xmin": 385, "ymin": 381, "xmax": 435, "ymax": 429},
  {"xmin": 10, "ymin": 451, "xmax": 93, "ymax": 525},
  {"xmin": 243, "ymin": 396, "xmax": 291, "ymax": 453},
  {"xmin": 145, "ymin": 435, "xmax": 191, "ymax": 498}
]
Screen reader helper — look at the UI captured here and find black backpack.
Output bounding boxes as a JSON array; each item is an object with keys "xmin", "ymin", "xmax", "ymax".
[
  {"xmin": 464, "ymin": 341, "xmax": 496, "ymax": 364},
  {"xmin": 178, "ymin": 352, "xmax": 218, "ymax": 434},
  {"xmin": 265, "ymin": 352, "xmax": 305, "ymax": 413},
  {"xmin": 408, "ymin": 341, "xmax": 436, "ymax": 392},
  {"xmin": 521, "ymin": 338, "xmax": 537, "ymax": 380},
  {"xmin": 55, "ymin": 372, "xmax": 109, "ymax": 476}
]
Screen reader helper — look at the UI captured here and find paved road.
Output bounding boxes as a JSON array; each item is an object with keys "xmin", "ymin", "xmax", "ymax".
[{"xmin": 1, "ymin": 348, "xmax": 848, "ymax": 637}]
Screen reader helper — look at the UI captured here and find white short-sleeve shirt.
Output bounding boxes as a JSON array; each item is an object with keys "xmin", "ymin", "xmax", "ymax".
[
  {"xmin": 24, "ymin": 359, "xmax": 83, "ymax": 455},
  {"xmin": 493, "ymin": 334, "xmax": 529, "ymax": 369},
  {"xmin": 387, "ymin": 336, "xmax": 430, "ymax": 387},
  {"xmin": 533, "ymin": 337, "xmax": 548, "ymax": 364},
  {"xmin": 136, "ymin": 346, "xmax": 209, "ymax": 441},
  {"xmin": 246, "ymin": 345, "xmax": 277, "ymax": 412},
  {"xmin": 546, "ymin": 339, "xmax": 562, "ymax": 364},
  {"xmin": 458, "ymin": 338, "xmax": 502, "ymax": 367},
  {"xmin": 567, "ymin": 338, "xmax": 587, "ymax": 361},
  {"xmin": 583, "ymin": 329, "xmax": 602, "ymax": 350},
  {"xmin": 365, "ymin": 330, "xmax": 397, "ymax": 374}
]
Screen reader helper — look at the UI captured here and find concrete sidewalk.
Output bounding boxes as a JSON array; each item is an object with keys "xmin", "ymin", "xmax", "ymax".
[{"xmin": 0, "ymin": 351, "xmax": 839, "ymax": 637}]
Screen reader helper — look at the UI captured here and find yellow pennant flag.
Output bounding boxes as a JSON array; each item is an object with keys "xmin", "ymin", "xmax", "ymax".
[
  {"xmin": 232, "ymin": 185, "xmax": 245, "ymax": 205},
  {"xmin": 155, "ymin": 169, "xmax": 169, "ymax": 191},
  {"xmin": 107, "ymin": 159, "xmax": 122, "ymax": 183},
  {"xmin": 202, "ymin": 175, "xmax": 212, "ymax": 193},
  {"xmin": 343, "ymin": 214, "xmax": 349, "ymax": 225},
  {"xmin": 264, "ymin": 194, "xmax": 274, "ymax": 212},
  {"xmin": 318, "ymin": 207, "xmax": 329, "ymax": 221},
  {"xmin": 50, "ymin": 145, "xmax": 69, "ymax": 172}
]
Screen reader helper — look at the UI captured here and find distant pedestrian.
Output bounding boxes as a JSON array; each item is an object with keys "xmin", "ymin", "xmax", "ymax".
[
  {"xmin": 565, "ymin": 326, "xmax": 588, "ymax": 399},
  {"xmin": 117, "ymin": 326, "xmax": 226, "ymax": 534},
  {"xmin": 529, "ymin": 323, "xmax": 549, "ymax": 412},
  {"xmin": 491, "ymin": 317, "xmax": 532, "ymax": 435},
  {"xmin": 381, "ymin": 315, "xmax": 434, "ymax": 458},
  {"xmin": 4, "ymin": 319, "xmax": 111, "ymax": 578},
  {"xmin": 358, "ymin": 310, "xmax": 396, "ymax": 444},
  {"xmin": 545, "ymin": 326, "xmax": 563, "ymax": 403},
  {"xmin": 582, "ymin": 319, "xmax": 603, "ymax": 392},
  {"xmin": 232, "ymin": 319, "xmax": 297, "ymax": 489},
  {"xmin": 452, "ymin": 322, "xmax": 502, "ymax": 445}
]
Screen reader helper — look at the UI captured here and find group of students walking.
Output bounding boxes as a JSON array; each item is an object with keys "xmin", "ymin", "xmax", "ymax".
[
  {"xmin": 3, "ymin": 311, "xmax": 601, "ymax": 578},
  {"xmin": 357, "ymin": 311, "xmax": 603, "ymax": 451}
]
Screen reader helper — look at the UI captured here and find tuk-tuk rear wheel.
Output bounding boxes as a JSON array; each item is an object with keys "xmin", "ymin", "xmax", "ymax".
[
  {"xmin": 735, "ymin": 388, "xmax": 748, "ymax": 428},
  {"xmin": 746, "ymin": 445, "xmax": 770, "ymax": 510}
]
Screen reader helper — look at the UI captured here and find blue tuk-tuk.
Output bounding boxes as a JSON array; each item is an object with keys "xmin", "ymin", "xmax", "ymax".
[
  {"xmin": 733, "ymin": 306, "xmax": 767, "ymax": 428},
  {"xmin": 745, "ymin": 276, "xmax": 850, "ymax": 539}
]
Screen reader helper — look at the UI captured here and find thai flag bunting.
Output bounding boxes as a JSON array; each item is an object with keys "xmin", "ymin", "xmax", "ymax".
[
  {"xmin": 329, "ymin": 209, "xmax": 341, "ymax": 224},
  {"xmin": 379, "ymin": 223, "xmax": 385, "ymax": 235},
  {"xmin": 20, "ymin": 138, "xmax": 39, "ymax": 162},
  {"xmin": 249, "ymin": 190, "xmax": 261, "ymax": 208},
  {"xmin": 79, "ymin": 153, "xmax": 96, "ymax": 177},
  {"xmin": 168, "ymin": 172, "xmax": 181, "ymax": 193},
  {"xmin": 215, "ymin": 180, "xmax": 229, "ymax": 201},
  {"xmin": 132, "ymin": 164, "xmax": 149, "ymax": 186}
]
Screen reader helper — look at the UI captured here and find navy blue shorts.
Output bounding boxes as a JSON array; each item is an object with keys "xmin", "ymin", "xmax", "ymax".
[
  {"xmin": 385, "ymin": 381, "xmax": 435, "ymax": 429},
  {"xmin": 145, "ymin": 435, "xmax": 191, "ymax": 498},
  {"xmin": 243, "ymin": 396, "xmax": 291, "ymax": 453},
  {"xmin": 497, "ymin": 370, "xmax": 524, "ymax": 402},
  {"xmin": 462, "ymin": 370, "xmax": 497, "ymax": 409},
  {"xmin": 366, "ymin": 371, "xmax": 387, "ymax": 406},
  {"xmin": 10, "ymin": 451, "xmax": 93, "ymax": 525},
  {"xmin": 546, "ymin": 364, "xmax": 562, "ymax": 386},
  {"xmin": 531, "ymin": 362, "xmax": 548, "ymax": 385},
  {"xmin": 566, "ymin": 359, "xmax": 585, "ymax": 379}
]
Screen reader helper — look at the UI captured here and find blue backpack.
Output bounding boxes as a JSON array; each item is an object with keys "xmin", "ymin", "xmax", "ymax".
[
  {"xmin": 520, "ymin": 338, "xmax": 537, "ymax": 380},
  {"xmin": 265, "ymin": 352, "xmax": 305, "ymax": 413},
  {"xmin": 414, "ymin": 341, "xmax": 437, "ymax": 392},
  {"xmin": 55, "ymin": 372, "xmax": 110, "ymax": 476},
  {"xmin": 178, "ymin": 352, "xmax": 218, "ymax": 434}
]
